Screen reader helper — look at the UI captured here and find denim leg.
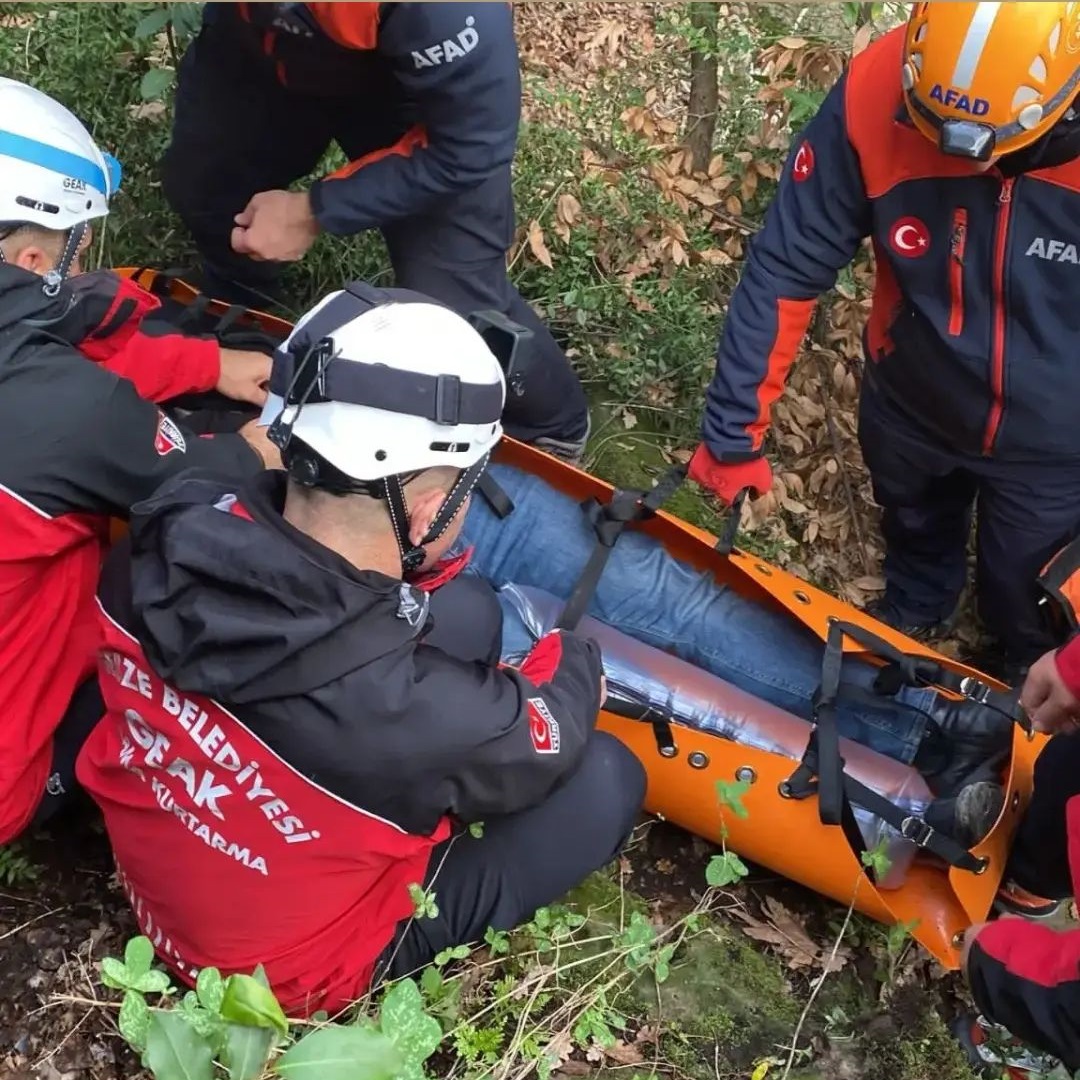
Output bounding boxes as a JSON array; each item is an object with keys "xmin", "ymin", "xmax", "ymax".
[{"xmin": 462, "ymin": 466, "xmax": 928, "ymax": 763}]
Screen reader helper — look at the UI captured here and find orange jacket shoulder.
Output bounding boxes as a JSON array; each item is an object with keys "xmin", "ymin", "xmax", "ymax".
[
  {"xmin": 845, "ymin": 26, "xmax": 975, "ymax": 197},
  {"xmin": 305, "ymin": 2, "xmax": 380, "ymax": 50}
]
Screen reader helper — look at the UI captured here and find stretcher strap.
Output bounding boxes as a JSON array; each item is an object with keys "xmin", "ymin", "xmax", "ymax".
[
  {"xmin": 555, "ymin": 465, "xmax": 688, "ymax": 632},
  {"xmin": 786, "ymin": 619, "xmax": 990, "ymax": 874},
  {"xmin": 829, "ymin": 618, "xmax": 1029, "ymax": 733},
  {"xmin": 476, "ymin": 472, "xmax": 514, "ymax": 519}
]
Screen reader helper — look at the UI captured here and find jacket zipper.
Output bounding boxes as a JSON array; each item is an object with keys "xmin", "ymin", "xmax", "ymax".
[
  {"xmin": 981, "ymin": 177, "xmax": 1014, "ymax": 456},
  {"xmin": 948, "ymin": 208, "xmax": 967, "ymax": 336}
]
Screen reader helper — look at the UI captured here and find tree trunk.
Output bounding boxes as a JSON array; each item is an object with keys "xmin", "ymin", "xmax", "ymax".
[{"xmin": 685, "ymin": 2, "xmax": 719, "ymax": 173}]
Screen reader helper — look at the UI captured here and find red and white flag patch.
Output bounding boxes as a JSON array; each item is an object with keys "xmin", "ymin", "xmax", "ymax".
[
  {"xmin": 154, "ymin": 412, "xmax": 187, "ymax": 456},
  {"xmin": 527, "ymin": 697, "xmax": 561, "ymax": 755}
]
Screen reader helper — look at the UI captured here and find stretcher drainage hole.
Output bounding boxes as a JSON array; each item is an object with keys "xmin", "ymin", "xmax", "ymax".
[
  {"xmin": 793, "ymin": 590, "xmax": 811, "ymax": 604},
  {"xmin": 688, "ymin": 751, "xmax": 710, "ymax": 769},
  {"xmin": 754, "ymin": 564, "xmax": 773, "ymax": 576},
  {"xmin": 1011, "ymin": 792, "xmax": 1020, "ymax": 810},
  {"xmin": 735, "ymin": 766, "xmax": 757, "ymax": 784}
]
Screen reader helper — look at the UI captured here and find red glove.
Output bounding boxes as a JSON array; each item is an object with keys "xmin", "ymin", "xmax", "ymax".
[{"xmin": 687, "ymin": 444, "xmax": 773, "ymax": 506}]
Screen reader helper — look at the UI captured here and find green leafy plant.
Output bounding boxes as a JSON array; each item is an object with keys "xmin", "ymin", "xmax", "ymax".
[
  {"xmin": 101, "ymin": 937, "xmax": 439, "ymax": 1080},
  {"xmin": 706, "ymin": 777, "xmax": 752, "ymax": 889},
  {"xmin": 0, "ymin": 842, "xmax": 41, "ymax": 887}
]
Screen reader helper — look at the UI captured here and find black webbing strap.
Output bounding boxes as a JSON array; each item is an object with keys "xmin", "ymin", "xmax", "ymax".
[
  {"xmin": 715, "ymin": 487, "xmax": 748, "ymax": 556},
  {"xmin": 826, "ymin": 619, "xmax": 1029, "ymax": 733},
  {"xmin": 784, "ymin": 619, "xmax": 991, "ymax": 874},
  {"xmin": 555, "ymin": 465, "xmax": 688, "ymax": 632},
  {"xmin": 476, "ymin": 471, "xmax": 514, "ymax": 519}
]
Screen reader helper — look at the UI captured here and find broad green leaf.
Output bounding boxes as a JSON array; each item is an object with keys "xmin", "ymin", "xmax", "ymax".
[
  {"xmin": 119, "ymin": 990, "xmax": 151, "ymax": 1053},
  {"xmin": 381, "ymin": 978, "xmax": 442, "ymax": 1066},
  {"xmin": 125, "ymin": 937, "xmax": 155, "ymax": 975},
  {"xmin": 133, "ymin": 969, "xmax": 173, "ymax": 995},
  {"xmin": 251, "ymin": 964, "xmax": 271, "ymax": 990},
  {"xmin": 705, "ymin": 851, "xmax": 748, "ymax": 888},
  {"xmin": 101, "ymin": 956, "xmax": 132, "ymax": 990},
  {"xmin": 273, "ymin": 1026, "xmax": 402, "ymax": 1080},
  {"xmin": 134, "ymin": 7, "xmax": 173, "ymax": 38},
  {"xmin": 179, "ymin": 993, "xmax": 223, "ymax": 1042},
  {"xmin": 419, "ymin": 967, "xmax": 442, "ymax": 999},
  {"xmin": 196, "ymin": 967, "xmax": 225, "ymax": 1014},
  {"xmin": 140, "ymin": 67, "xmax": 175, "ymax": 102},
  {"xmin": 224, "ymin": 1022, "xmax": 274, "ymax": 1080},
  {"xmin": 146, "ymin": 1009, "xmax": 215, "ymax": 1080},
  {"xmin": 221, "ymin": 973, "xmax": 288, "ymax": 1038}
]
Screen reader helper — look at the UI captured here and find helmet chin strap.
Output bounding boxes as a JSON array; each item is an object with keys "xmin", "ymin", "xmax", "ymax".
[{"xmin": 379, "ymin": 453, "xmax": 492, "ymax": 576}]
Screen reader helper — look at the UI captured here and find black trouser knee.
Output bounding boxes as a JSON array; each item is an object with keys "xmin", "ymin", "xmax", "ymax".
[
  {"xmin": 28, "ymin": 678, "xmax": 105, "ymax": 832},
  {"xmin": 378, "ymin": 732, "xmax": 645, "ymax": 980},
  {"xmin": 1007, "ymin": 735, "xmax": 1080, "ymax": 899}
]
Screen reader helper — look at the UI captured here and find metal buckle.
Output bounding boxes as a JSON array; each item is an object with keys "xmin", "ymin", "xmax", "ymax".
[
  {"xmin": 959, "ymin": 675, "xmax": 993, "ymax": 705},
  {"xmin": 900, "ymin": 816, "xmax": 936, "ymax": 848}
]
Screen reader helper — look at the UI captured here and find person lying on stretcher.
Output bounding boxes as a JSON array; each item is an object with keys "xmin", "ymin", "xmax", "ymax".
[{"xmin": 76, "ymin": 282, "xmax": 1019, "ymax": 1012}]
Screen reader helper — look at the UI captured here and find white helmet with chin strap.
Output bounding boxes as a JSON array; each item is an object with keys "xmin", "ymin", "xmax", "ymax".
[
  {"xmin": 265, "ymin": 281, "xmax": 510, "ymax": 574},
  {"xmin": 0, "ymin": 77, "xmax": 122, "ymax": 295}
]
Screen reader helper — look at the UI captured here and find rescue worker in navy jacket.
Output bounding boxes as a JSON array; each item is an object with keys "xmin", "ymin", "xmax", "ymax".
[
  {"xmin": 78, "ymin": 284, "xmax": 645, "ymax": 1015},
  {"xmin": 159, "ymin": 1, "xmax": 591, "ymax": 462},
  {"xmin": 687, "ymin": 2, "xmax": 1080, "ymax": 676}
]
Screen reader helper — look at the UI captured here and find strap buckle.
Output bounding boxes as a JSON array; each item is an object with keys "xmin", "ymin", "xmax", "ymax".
[
  {"xmin": 433, "ymin": 374, "xmax": 462, "ymax": 425},
  {"xmin": 900, "ymin": 815, "xmax": 936, "ymax": 849}
]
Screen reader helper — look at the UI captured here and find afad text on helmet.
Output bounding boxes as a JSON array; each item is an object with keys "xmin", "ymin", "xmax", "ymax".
[{"xmin": 929, "ymin": 83, "xmax": 991, "ymax": 117}]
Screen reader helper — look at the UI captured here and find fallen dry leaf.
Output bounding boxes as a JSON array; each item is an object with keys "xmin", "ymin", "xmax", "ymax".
[
  {"xmin": 527, "ymin": 219, "xmax": 554, "ymax": 269},
  {"xmin": 605, "ymin": 1039, "xmax": 645, "ymax": 1066},
  {"xmin": 734, "ymin": 896, "xmax": 850, "ymax": 973}
]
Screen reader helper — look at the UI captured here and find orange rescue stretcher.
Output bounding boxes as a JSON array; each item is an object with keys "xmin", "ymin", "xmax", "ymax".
[{"xmin": 114, "ymin": 267, "xmax": 1048, "ymax": 971}]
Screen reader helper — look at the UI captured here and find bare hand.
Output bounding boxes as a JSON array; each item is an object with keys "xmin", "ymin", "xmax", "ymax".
[
  {"xmin": 218, "ymin": 349, "xmax": 271, "ymax": 406},
  {"xmin": 237, "ymin": 419, "xmax": 283, "ymax": 470},
  {"xmin": 231, "ymin": 190, "xmax": 320, "ymax": 263},
  {"xmin": 1020, "ymin": 649, "xmax": 1080, "ymax": 735}
]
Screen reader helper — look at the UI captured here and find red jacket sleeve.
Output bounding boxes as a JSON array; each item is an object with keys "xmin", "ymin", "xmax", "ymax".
[
  {"xmin": 92, "ymin": 328, "xmax": 220, "ymax": 404},
  {"xmin": 1055, "ymin": 637, "xmax": 1080, "ymax": 699}
]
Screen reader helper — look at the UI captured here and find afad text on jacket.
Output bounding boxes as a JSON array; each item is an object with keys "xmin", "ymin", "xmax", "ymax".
[
  {"xmin": 705, "ymin": 26, "xmax": 1080, "ymax": 465},
  {"xmin": 0, "ymin": 264, "xmax": 258, "ymax": 844},
  {"xmin": 77, "ymin": 470, "xmax": 604, "ymax": 1015}
]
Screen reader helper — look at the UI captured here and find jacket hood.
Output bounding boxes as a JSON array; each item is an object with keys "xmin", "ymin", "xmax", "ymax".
[{"xmin": 125, "ymin": 470, "xmax": 432, "ymax": 703}]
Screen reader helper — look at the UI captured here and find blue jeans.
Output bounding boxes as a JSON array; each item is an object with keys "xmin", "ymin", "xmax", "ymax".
[{"xmin": 461, "ymin": 465, "xmax": 935, "ymax": 765}]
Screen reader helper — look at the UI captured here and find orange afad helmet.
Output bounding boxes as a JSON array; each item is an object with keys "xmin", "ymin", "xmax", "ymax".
[{"xmin": 902, "ymin": 1, "xmax": 1080, "ymax": 161}]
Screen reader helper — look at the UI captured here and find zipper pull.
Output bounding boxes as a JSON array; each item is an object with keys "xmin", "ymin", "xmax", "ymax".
[
  {"xmin": 998, "ymin": 179, "xmax": 1014, "ymax": 204},
  {"xmin": 951, "ymin": 224, "xmax": 966, "ymax": 261}
]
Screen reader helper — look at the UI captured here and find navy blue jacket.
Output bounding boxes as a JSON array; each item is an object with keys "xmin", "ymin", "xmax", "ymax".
[
  {"xmin": 210, "ymin": 2, "xmax": 521, "ymax": 233},
  {"xmin": 705, "ymin": 27, "xmax": 1080, "ymax": 464}
]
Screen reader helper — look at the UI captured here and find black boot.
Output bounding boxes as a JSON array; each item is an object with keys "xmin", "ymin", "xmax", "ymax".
[
  {"xmin": 925, "ymin": 780, "xmax": 1006, "ymax": 849},
  {"xmin": 913, "ymin": 696, "xmax": 1014, "ymax": 799},
  {"xmin": 864, "ymin": 597, "xmax": 955, "ymax": 642}
]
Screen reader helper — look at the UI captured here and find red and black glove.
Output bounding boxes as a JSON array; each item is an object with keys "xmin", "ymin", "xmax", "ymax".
[{"xmin": 687, "ymin": 444, "xmax": 772, "ymax": 506}]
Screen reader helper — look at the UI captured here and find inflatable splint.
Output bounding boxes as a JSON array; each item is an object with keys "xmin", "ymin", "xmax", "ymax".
[{"xmin": 114, "ymin": 267, "xmax": 1047, "ymax": 970}]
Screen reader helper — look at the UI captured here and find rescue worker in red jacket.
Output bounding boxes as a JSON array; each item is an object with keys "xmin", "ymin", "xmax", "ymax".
[
  {"xmin": 0, "ymin": 79, "xmax": 278, "ymax": 845},
  {"xmin": 77, "ymin": 285, "xmax": 645, "ymax": 1016},
  {"xmin": 158, "ymin": 1, "xmax": 591, "ymax": 462},
  {"xmin": 961, "ymin": 638, "xmax": 1080, "ymax": 1073},
  {"xmin": 688, "ymin": 2, "xmax": 1080, "ymax": 677}
]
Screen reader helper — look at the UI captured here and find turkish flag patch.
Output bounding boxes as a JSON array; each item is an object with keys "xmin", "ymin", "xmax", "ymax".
[
  {"xmin": 527, "ymin": 697, "xmax": 561, "ymax": 754},
  {"xmin": 154, "ymin": 412, "xmax": 187, "ymax": 456}
]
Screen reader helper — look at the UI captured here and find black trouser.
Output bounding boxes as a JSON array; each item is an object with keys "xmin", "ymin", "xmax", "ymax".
[
  {"xmin": 28, "ymin": 677, "xmax": 105, "ymax": 830},
  {"xmin": 1005, "ymin": 734, "xmax": 1080, "ymax": 900},
  {"xmin": 858, "ymin": 383, "xmax": 1080, "ymax": 666},
  {"xmin": 376, "ymin": 731, "xmax": 646, "ymax": 982},
  {"xmin": 966, "ymin": 734, "xmax": 1080, "ymax": 1070},
  {"xmin": 159, "ymin": 17, "xmax": 589, "ymax": 447}
]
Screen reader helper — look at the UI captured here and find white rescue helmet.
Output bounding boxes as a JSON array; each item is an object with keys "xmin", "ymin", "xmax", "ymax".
[
  {"xmin": 0, "ymin": 77, "xmax": 122, "ymax": 290},
  {"xmin": 265, "ymin": 281, "xmax": 507, "ymax": 573}
]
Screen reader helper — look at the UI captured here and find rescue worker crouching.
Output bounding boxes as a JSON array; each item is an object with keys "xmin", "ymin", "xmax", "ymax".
[
  {"xmin": 0, "ymin": 79, "xmax": 278, "ymax": 847},
  {"xmin": 76, "ymin": 287, "xmax": 645, "ymax": 1015},
  {"xmin": 159, "ymin": 1, "xmax": 591, "ymax": 462},
  {"xmin": 687, "ymin": 1, "xmax": 1080, "ymax": 678}
]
